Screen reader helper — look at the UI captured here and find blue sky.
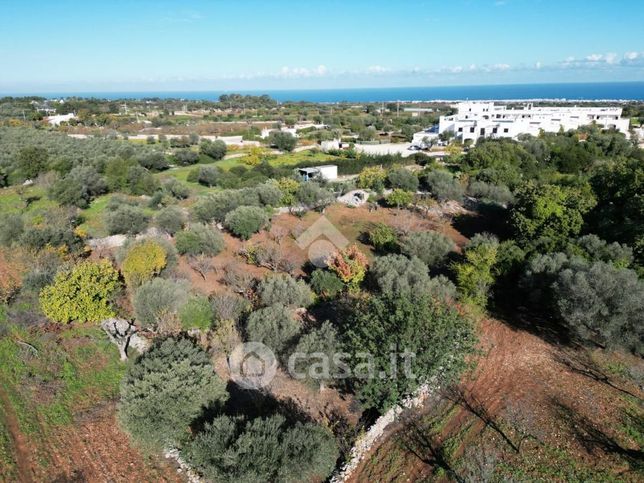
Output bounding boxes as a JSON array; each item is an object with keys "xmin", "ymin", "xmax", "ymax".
[{"xmin": 0, "ymin": 0, "xmax": 643, "ymax": 92}]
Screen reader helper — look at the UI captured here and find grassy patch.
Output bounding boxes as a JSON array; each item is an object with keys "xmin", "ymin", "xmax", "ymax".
[{"xmin": 0, "ymin": 185, "xmax": 58, "ymax": 219}]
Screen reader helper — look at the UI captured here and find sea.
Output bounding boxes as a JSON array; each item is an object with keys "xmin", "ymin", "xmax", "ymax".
[{"xmin": 6, "ymin": 82, "xmax": 644, "ymax": 103}]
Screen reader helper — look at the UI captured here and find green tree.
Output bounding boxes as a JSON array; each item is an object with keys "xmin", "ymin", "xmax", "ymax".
[
  {"xmin": 387, "ymin": 167, "xmax": 419, "ymax": 192},
  {"xmin": 399, "ymin": 231, "xmax": 455, "ymax": 268},
  {"xmin": 155, "ymin": 206, "xmax": 186, "ymax": 235},
  {"xmin": 424, "ymin": 170, "xmax": 464, "ymax": 202},
  {"xmin": 268, "ymin": 131, "xmax": 297, "ymax": 152},
  {"xmin": 368, "ymin": 223, "xmax": 398, "ymax": 252},
  {"xmin": 290, "ymin": 321, "xmax": 342, "ymax": 390},
  {"xmin": 245, "ymin": 304, "xmax": 300, "ymax": 356},
  {"xmin": 452, "ymin": 234, "xmax": 499, "ymax": 307},
  {"xmin": 343, "ymin": 293, "xmax": 476, "ymax": 411},
  {"xmin": 310, "ymin": 269, "xmax": 344, "ymax": 299},
  {"xmin": 121, "ymin": 240, "xmax": 168, "ymax": 287},
  {"xmin": 511, "ymin": 182, "xmax": 596, "ymax": 251},
  {"xmin": 183, "ymin": 414, "xmax": 338, "ymax": 482},
  {"xmin": 40, "ymin": 260, "xmax": 121, "ymax": 323},
  {"xmin": 175, "ymin": 224, "xmax": 225, "ymax": 256},
  {"xmin": 105, "ymin": 205, "xmax": 150, "ymax": 235},
  {"xmin": 179, "ymin": 295, "xmax": 214, "ymax": 331},
  {"xmin": 386, "ymin": 189, "xmax": 414, "ymax": 208},
  {"xmin": 200, "ymin": 139, "xmax": 227, "ymax": 160},
  {"xmin": 119, "ymin": 337, "xmax": 228, "ymax": 450},
  {"xmin": 257, "ymin": 273, "xmax": 313, "ymax": 308},
  {"xmin": 16, "ymin": 146, "xmax": 49, "ymax": 179},
  {"xmin": 224, "ymin": 206, "xmax": 269, "ymax": 239},
  {"xmin": 133, "ymin": 278, "xmax": 190, "ymax": 331}
]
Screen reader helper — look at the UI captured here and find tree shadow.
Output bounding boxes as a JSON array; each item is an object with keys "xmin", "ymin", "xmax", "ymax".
[
  {"xmin": 550, "ymin": 396, "xmax": 643, "ymax": 472},
  {"xmin": 441, "ymin": 386, "xmax": 519, "ymax": 453},
  {"xmin": 452, "ymin": 202, "xmax": 511, "ymax": 241},
  {"xmin": 553, "ymin": 350, "xmax": 642, "ymax": 401}
]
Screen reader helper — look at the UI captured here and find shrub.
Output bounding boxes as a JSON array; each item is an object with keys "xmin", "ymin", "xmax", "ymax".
[
  {"xmin": 453, "ymin": 233, "xmax": 499, "ymax": 307},
  {"xmin": 424, "ymin": 170, "xmax": 464, "ymax": 202},
  {"xmin": 211, "ymin": 291, "xmax": 250, "ymax": 323},
  {"xmin": 296, "ymin": 182, "xmax": 335, "ymax": 210},
  {"xmin": 133, "ymin": 278, "xmax": 190, "ymax": 331},
  {"xmin": 574, "ymin": 234, "xmax": 633, "ymax": 268},
  {"xmin": 268, "ymin": 131, "xmax": 297, "ymax": 151},
  {"xmin": 175, "ymin": 224, "xmax": 225, "ymax": 256},
  {"xmin": 119, "ymin": 337, "xmax": 228, "ymax": 450},
  {"xmin": 357, "ymin": 166, "xmax": 387, "ymax": 190},
  {"xmin": 49, "ymin": 165, "xmax": 107, "ymax": 208},
  {"xmin": 162, "ymin": 178, "xmax": 190, "ymax": 199},
  {"xmin": 257, "ymin": 273, "xmax": 313, "ymax": 308},
  {"xmin": 255, "ymin": 182, "xmax": 283, "ymax": 206},
  {"xmin": 188, "ymin": 166, "xmax": 220, "ymax": 187},
  {"xmin": 105, "ymin": 205, "xmax": 150, "ymax": 235},
  {"xmin": 0, "ymin": 214, "xmax": 24, "ymax": 247},
  {"xmin": 183, "ymin": 414, "xmax": 338, "ymax": 482},
  {"xmin": 155, "ymin": 205, "xmax": 186, "ymax": 235},
  {"xmin": 399, "ymin": 231, "xmax": 455, "ymax": 268},
  {"xmin": 121, "ymin": 240, "xmax": 168, "ymax": 287},
  {"xmin": 200, "ymin": 139, "xmax": 227, "ymax": 160},
  {"xmin": 344, "ymin": 293, "xmax": 476, "ymax": 411},
  {"xmin": 368, "ymin": 223, "xmax": 398, "ymax": 252},
  {"xmin": 370, "ymin": 254, "xmax": 431, "ymax": 296},
  {"xmin": 467, "ymin": 180, "xmax": 514, "ymax": 205},
  {"xmin": 224, "ymin": 206, "xmax": 269, "ymax": 239},
  {"xmin": 174, "ymin": 149, "xmax": 200, "ymax": 165},
  {"xmin": 246, "ymin": 304, "xmax": 300, "ymax": 355},
  {"xmin": 137, "ymin": 151, "xmax": 169, "ymax": 171},
  {"xmin": 179, "ymin": 295, "xmax": 214, "ymax": 331},
  {"xmin": 554, "ymin": 262, "xmax": 644, "ymax": 355},
  {"xmin": 327, "ymin": 245, "xmax": 368, "ymax": 292},
  {"xmin": 289, "ymin": 321, "xmax": 341, "ymax": 390},
  {"xmin": 386, "ymin": 189, "xmax": 414, "ymax": 208},
  {"xmin": 387, "ymin": 167, "xmax": 419, "ymax": 192},
  {"xmin": 40, "ymin": 260, "xmax": 120, "ymax": 323},
  {"xmin": 310, "ymin": 270, "xmax": 344, "ymax": 299}
]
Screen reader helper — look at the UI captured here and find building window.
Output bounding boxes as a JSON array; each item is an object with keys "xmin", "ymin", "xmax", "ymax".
[
  {"xmin": 503, "ymin": 128, "xmax": 509, "ymax": 133},
  {"xmin": 492, "ymin": 127, "xmax": 498, "ymax": 134},
  {"xmin": 458, "ymin": 127, "xmax": 463, "ymax": 132},
  {"xmin": 470, "ymin": 127, "xmax": 475, "ymax": 133}
]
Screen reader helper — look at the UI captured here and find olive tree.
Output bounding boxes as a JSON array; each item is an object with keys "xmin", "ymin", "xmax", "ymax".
[{"xmin": 257, "ymin": 273, "xmax": 313, "ymax": 308}]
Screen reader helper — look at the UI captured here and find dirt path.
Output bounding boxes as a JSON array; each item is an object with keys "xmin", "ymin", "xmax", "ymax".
[{"xmin": 0, "ymin": 388, "xmax": 33, "ymax": 483}]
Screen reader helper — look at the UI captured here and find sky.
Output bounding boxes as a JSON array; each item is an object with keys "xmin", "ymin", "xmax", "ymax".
[{"xmin": 0, "ymin": 0, "xmax": 643, "ymax": 93}]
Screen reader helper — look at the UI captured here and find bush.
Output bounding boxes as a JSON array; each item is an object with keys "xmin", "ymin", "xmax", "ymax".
[
  {"xmin": 290, "ymin": 321, "xmax": 341, "ymax": 390},
  {"xmin": 387, "ymin": 167, "xmax": 419, "ymax": 192},
  {"xmin": 424, "ymin": 170, "xmax": 464, "ymax": 202},
  {"xmin": 155, "ymin": 205, "xmax": 186, "ymax": 235},
  {"xmin": 183, "ymin": 414, "xmax": 338, "ymax": 482},
  {"xmin": 39, "ymin": 260, "xmax": 120, "ymax": 323},
  {"xmin": 296, "ymin": 182, "xmax": 335, "ymax": 210},
  {"xmin": 137, "ymin": 151, "xmax": 169, "ymax": 171},
  {"xmin": 386, "ymin": 189, "xmax": 414, "ymax": 208},
  {"xmin": 268, "ymin": 131, "xmax": 297, "ymax": 152},
  {"xmin": 257, "ymin": 273, "xmax": 313, "ymax": 308},
  {"xmin": 344, "ymin": 293, "xmax": 476, "ymax": 411},
  {"xmin": 175, "ymin": 224, "xmax": 225, "ymax": 256},
  {"xmin": 399, "ymin": 231, "xmax": 455, "ymax": 268},
  {"xmin": 368, "ymin": 223, "xmax": 398, "ymax": 252},
  {"xmin": 0, "ymin": 214, "xmax": 24, "ymax": 247},
  {"xmin": 224, "ymin": 206, "xmax": 269, "ymax": 239},
  {"xmin": 133, "ymin": 278, "xmax": 190, "ymax": 331},
  {"xmin": 574, "ymin": 234, "xmax": 633, "ymax": 268},
  {"xmin": 49, "ymin": 165, "xmax": 107, "ymax": 208},
  {"xmin": 162, "ymin": 178, "xmax": 190, "ymax": 199},
  {"xmin": 453, "ymin": 233, "xmax": 499, "ymax": 307},
  {"xmin": 105, "ymin": 205, "xmax": 150, "ymax": 235},
  {"xmin": 357, "ymin": 166, "xmax": 387, "ymax": 190},
  {"xmin": 246, "ymin": 304, "xmax": 300, "ymax": 355},
  {"xmin": 310, "ymin": 270, "xmax": 344, "ymax": 299},
  {"xmin": 211, "ymin": 291, "xmax": 250, "ymax": 323},
  {"xmin": 188, "ymin": 166, "xmax": 220, "ymax": 187},
  {"xmin": 121, "ymin": 240, "xmax": 168, "ymax": 287},
  {"xmin": 119, "ymin": 337, "xmax": 228, "ymax": 450},
  {"xmin": 554, "ymin": 262, "xmax": 643, "ymax": 355},
  {"xmin": 370, "ymin": 254, "xmax": 431, "ymax": 296},
  {"xmin": 467, "ymin": 180, "xmax": 514, "ymax": 205},
  {"xmin": 174, "ymin": 149, "xmax": 200, "ymax": 165},
  {"xmin": 200, "ymin": 139, "xmax": 227, "ymax": 160},
  {"xmin": 179, "ymin": 295, "xmax": 214, "ymax": 330},
  {"xmin": 327, "ymin": 245, "xmax": 368, "ymax": 292}
]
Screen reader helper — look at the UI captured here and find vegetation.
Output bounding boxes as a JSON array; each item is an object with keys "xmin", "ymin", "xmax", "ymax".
[
  {"xmin": 121, "ymin": 239, "xmax": 168, "ymax": 287},
  {"xmin": 224, "ymin": 205, "xmax": 270, "ymax": 239},
  {"xmin": 119, "ymin": 337, "xmax": 228, "ymax": 450},
  {"xmin": 175, "ymin": 224, "xmax": 225, "ymax": 256},
  {"xmin": 40, "ymin": 260, "xmax": 121, "ymax": 323}
]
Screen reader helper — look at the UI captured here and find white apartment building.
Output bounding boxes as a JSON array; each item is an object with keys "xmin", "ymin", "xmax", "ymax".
[{"xmin": 439, "ymin": 102, "xmax": 630, "ymax": 143}]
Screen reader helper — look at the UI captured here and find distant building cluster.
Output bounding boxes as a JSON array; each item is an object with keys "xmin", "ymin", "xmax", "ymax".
[{"xmin": 439, "ymin": 102, "xmax": 630, "ymax": 143}]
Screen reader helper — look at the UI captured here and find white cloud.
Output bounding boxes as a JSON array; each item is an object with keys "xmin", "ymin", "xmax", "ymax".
[
  {"xmin": 624, "ymin": 51, "xmax": 640, "ymax": 61},
  {"xmin": 367, "ymin": 65, "xmax": 390, "ymax": 74}
]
